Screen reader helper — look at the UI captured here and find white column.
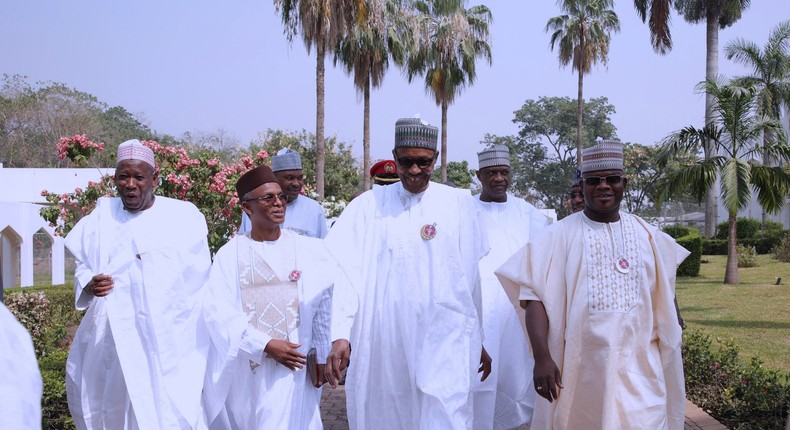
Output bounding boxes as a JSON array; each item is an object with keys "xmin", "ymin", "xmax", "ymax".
[{"xmin": 52, "ymin": 236, "xmax": 65, "ymax": 285}]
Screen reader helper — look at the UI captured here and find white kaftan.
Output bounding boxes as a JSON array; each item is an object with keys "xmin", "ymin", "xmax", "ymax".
[
  {"xmin": 0, "ymin": 303, "xmax": 43, "ymax": 430},
  {"xmin": 496, "ymin": 212, "xmax": 689, "ymax": 430},
  {"xmin": 65, "ymin": 197, "xmax": 212, "ymax": 430},
  {"xmin": 239, "ymin": 195, "xmax": 328, "ymax": 238},
  {"xmin": 325, "ymin": 182, "xmax": 489, "ymax": 430},
  {"xmin": 202, "ymin": 230, "xmax": 333, "ymax": 430},
  {"xmin": 473, "ymin": 194, "xmax": 549, "ymax": 430}
]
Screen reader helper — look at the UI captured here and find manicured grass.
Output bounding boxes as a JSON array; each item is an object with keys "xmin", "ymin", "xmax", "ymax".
[{"xmin": 676, "ymin": 254, "xmax": 790, "ymax": 372}]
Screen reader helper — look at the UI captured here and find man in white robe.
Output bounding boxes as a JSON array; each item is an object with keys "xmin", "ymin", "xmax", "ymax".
[
  {"xmin": 473, "ymin": 144, "xmax": 549, "ymax": 430},
  {"xmin": 324, "ymin": 117, "xmax": 491, "ymax": 429},
  {"xmin": 239, "ymin": 148, "xmax": 328, "ymax": 238},
  {"xmin": 0, "ymin": 302, "xmax": 43, "ymax": 430},
  {"xmin": 65, "ymin": 139, "xmax": 212, "ymax": 430},
  {"xmin": 202, "ymin": 164, "xmax": 332, "ymax": 430},
  {"xmin": 496, "ymin": 140, "xmax": 689, "ymax": 430}
]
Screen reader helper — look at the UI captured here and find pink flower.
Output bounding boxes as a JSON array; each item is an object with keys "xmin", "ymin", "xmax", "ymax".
[
  {"xmin": 40, "ymin": 190, "xmax": 48, "ymax": 196},
  {"xmin": 256, "ymin": 149, "xmax": 269, "ymax": 159},
  {"xmin": 207, "ymin": 158, "xmax": 219, "ymax": 167}
]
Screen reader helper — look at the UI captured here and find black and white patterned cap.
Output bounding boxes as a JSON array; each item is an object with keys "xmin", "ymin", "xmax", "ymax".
[
  {"xmin": 477, "ymin": 144, "xmax": 510, "ymax": 169},
  {"xmin": 394, "ymin": 117, "xmax": 438, "ymax": 150}
]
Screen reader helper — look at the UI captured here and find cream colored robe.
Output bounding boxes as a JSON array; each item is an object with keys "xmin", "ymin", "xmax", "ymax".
[
  {"xmin": 496, "ymin": 212, "xmax": 689, "ymax": 430},
  {"xmin": 0, "ymin": 303, "xmax": 42, "ymax": 430}
]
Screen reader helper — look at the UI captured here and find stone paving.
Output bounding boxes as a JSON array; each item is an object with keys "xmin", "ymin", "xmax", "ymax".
[{"xmin": 320, "ymin": 386, "xmax": 729, "ymax": 429}]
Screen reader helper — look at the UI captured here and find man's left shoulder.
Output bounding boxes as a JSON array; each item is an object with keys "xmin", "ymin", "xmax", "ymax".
[{"xmin": 299, "ymin": 195, "xmax": 324, "ymax": 211}]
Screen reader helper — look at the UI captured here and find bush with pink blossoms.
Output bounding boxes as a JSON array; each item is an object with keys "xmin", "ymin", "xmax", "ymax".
[
  {"xmin": 41, "ymin": 136, "xmax": 269, "ymax": 254},
  {"xmin": 56, "ymin": 135, "xmax": 105, "ymax": 167},
  {"xmin": 5, "ymin": 290, "xmax": 50, "ymax": 356}
]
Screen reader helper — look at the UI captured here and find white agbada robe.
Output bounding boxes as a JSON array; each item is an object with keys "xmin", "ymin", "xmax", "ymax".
[
  {"xmin": 202, "ymin": 230, "xmax": 333, "ymax": 430},
  {"xmin": 240, "ymin": 195, "xmax": 328, "ymax": 238},
  {"xmin": 65, "ymin": 196, "xmax": 212, "ymax": 430},
  {"xmin": 0, "ymin": 303, "xmax": 43, "ymax": 430},
  {"xmin": 496, "ymin": 212, "xmax": 689, "ymax": 430},
  {"xmin": 473, "ymin": 193, "xmax": 549, "ymax": 430},
  {"xmin": 325, "ymin": 181, "xmax": 489, "ymax": 430}
]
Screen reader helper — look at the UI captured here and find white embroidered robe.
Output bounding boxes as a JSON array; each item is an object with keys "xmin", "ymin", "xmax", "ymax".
[{"xmin": 0, "ymin": 303, "xmax": 43, "ymax": 430}]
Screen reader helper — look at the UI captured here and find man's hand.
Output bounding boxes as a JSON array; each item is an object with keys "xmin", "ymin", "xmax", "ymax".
[
  {"xmin": 479, "ymin": 346, "xmax": 492, "ymax": 381},
  {"xmin": 87, "ymin": 274, "xmax": 114, "ymax": 297},
  {"xmin": 325, "ymin": 339, "xmax": 351, "ymax": 388},
  {"xmin": 533, "ymin": 356, "xmax": 563, "ymax": 402},
  {"xmin": 264, "ymin": 340, "xmax": 306, "ymax": 370}
]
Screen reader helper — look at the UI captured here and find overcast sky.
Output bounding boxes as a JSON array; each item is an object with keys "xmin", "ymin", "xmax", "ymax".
[{"xmin": 1, "ymin": 1, "xmax": 783, "ymax": 166}]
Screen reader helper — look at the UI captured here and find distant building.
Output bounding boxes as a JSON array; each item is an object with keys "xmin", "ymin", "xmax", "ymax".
[{"xmin": 0, "ymin": 166, "xmax": 113, "ymax": 291}]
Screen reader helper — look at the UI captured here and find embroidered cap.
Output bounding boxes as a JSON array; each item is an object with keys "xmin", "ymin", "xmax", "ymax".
[
  {"xmin": 477, "ymin": 144, "xmax": 510, "ymax": 169},
  {"xmin": 581, "ymin": 140, "xmax": 624, "ymax": 174},
  {"xmin": 394, "ymin": 117, "xmax": 438, "ymax": 151},
  {"xmin": 271, "ymin": 148, "xmax": 302, "ymax": 172},
  {"xmin": 236, "ymin": 164, "xmax": 279, "ymax": 198},
  {"xmin": 116, "ymin": 139, "xmax": 155, "ymax": 168}
]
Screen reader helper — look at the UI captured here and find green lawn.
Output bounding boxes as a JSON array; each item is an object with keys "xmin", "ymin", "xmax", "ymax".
[{"xmin": 676, "ymin": 254, "xmax": 790, "ymax": 372}]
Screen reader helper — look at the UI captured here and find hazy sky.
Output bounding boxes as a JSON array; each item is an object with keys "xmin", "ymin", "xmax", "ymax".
[{"xmin": 1, "ymin": 1, "xmax": 784, "ymax": 166}]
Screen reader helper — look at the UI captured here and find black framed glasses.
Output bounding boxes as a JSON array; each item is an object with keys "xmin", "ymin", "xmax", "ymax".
[
  {"xmin": 396, "ymin": 157, "xmax": 435, "ymax": 169},
  {"xmin": 243, "ymin": 193, "xmax": 287, "ymax": 205},
  {"xmin": 583, "ymin": 175, "xmax": 623, "ymax": 186}
]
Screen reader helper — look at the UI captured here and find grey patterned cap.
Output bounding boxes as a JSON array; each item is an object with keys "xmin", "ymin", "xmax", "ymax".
[
  {"xmin": 581, "ymin": 140, "xmax": 623, "ymax": 174},
  {"xmin": 394, "ymin": 117, "xmax": 438, "ymax": 150},
  {"xmin": 271, "ymin": 148, "xmax": 302, "ymax": 172},
  {"xmin": 477, "ymin": 144, "xmax": 510, "ymax": 169}
]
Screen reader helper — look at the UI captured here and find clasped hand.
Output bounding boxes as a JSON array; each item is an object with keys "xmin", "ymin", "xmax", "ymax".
[
  {"xmin": 264, "ymin": 340, "xmax": 306, "ymax": 370},
  {"xmin": 87, "ymin": 274, "xmax": 113, "ymax": 297}
]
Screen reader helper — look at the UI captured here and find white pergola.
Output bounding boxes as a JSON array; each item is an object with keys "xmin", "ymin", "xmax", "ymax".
[{"xmin": 0, "ymin": 167, "xmax": 114, "ymax": 289}]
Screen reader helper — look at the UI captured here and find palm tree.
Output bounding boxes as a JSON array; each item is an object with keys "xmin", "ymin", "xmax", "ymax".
[
  {"xmin": 274, "ymin": 0, "xmax": 354, "ymax": 200},
  {"xmin": 674, "ymin": 0, "xmax": 751, "ymax": 236},
  {"xmin": 656, "ymin": 78, "xmax": 790, "ymax": 284},
  {"xmin": 725, "ymin": 20, "xmax": 790, "ymax": 164},
  {"xmin": 545, "ymin": 0, "xmax": 620, "ymax": 167},
  {"xmin": 405, "ymin": 0, "xmax": 492, "ymax": 182},
  {"xmin": 633, "ymin": 0, "xmax": 674, "ymax": 54},
  {"xmin": 335, "ymin": 1, "xmax": 407, "ymax": 190},
  {"xmin": 725, "ymin": 20, "xmax": 790, "ymax": 227}
]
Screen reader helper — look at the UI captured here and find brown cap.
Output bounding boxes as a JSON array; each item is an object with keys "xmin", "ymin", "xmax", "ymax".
[{"xmin": 236, "ymin": 164, "xmax": 279, "ymax": 198}]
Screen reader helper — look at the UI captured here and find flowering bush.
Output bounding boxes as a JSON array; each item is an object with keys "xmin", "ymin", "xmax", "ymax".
[
  {"xmin": 737, "ymin": 244, "xmax": 759, "ymax": 268},
  {"xmin": 5, "ymin": 291, "xmax": 50, "ymax": 356},
  {"xmin": 40, "ymin": 137, "xmax": 270, "ymax": 254},
  {"xmin": 57, "ymin": 135, "xmax": 105, "ymax": 167}
]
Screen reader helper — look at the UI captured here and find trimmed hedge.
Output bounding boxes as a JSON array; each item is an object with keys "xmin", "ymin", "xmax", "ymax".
[
  {"xmin": 40, "ymin": 350, "xmax": 75, "ymax": 430},
  {"xmin": 703, "ymin": 231, "xmax": 789, "ymax": 255},
  {"xmin": 683, "ymin": 330, "xmax": 790, "ymax": 430},
  {"xmin": 662, "ymin": 225, "xmax": 702, "ymax": 277}
]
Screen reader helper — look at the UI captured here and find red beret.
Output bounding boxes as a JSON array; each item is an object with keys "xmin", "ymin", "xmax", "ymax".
[{"xmin": 370, "ymin": 160, "xmax": 398, "ymax": 177}]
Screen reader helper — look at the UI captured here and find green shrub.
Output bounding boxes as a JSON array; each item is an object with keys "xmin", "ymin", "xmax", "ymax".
[
  {"xmin": 702, "ymin": 238, "xmax": 728, "ymax": 255},
  {"xmin": 682, "ymin": 330, "xmax": 790, "ymax": 429},
  {"xmin": 774, "ymin": 235, "xmax": 790, "ymax": 263},
  {"xmin": 40, "ymin": 350, "xmax": 75, "ymax": 430},
  {"xmin": 663, "ymin": 225, "xmax": 702, "ymax": 276},
  {"xmin": 716, "ymin": 218, "xmax": 762, "ymax": 239},
  {"xmin": 737, "ymin": 245, "xmax": 759, "ymax": 268}
]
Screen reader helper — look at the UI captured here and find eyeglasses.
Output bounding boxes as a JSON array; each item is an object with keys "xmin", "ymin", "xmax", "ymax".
[
  {"xmin": 569, "ymin": 192, "xmax": 583, "ymax": 199},
  {"xmin": 243, "ymin": 193, "xmax": 287, "ymax": 205},
  {"xmin": 396, "ymin": 157, "xmax": 434, "ymax": 169},
  {"xmin": 583, "ymin": 175, "xmax": 623, "ymax": 186}
]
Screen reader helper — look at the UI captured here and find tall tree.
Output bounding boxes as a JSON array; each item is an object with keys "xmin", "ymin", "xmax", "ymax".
[
  {"xmin": 545, "ymin": 0, "xmax": 620, "ymax": 166},
  {"xmin": 656, "ymin": 79, "xmax": 790, "ymax": 284},
  {"xmin": 674, "ymin": 0, "xmax": 751, "ymax": 236},
  {"xmin": 275, "ymin": 0, "xmax": 354, "ymax": 200},
  {"xmin": 725, "ymin": 20, "xmax": 790, "ymax": 226},
  {"xmin": 335, "ymin": 0, "xmax": 407, "ymax": 189},
  {"xmin": 406, "ymin": 0, "xmax": 492, "ymax": 182}
]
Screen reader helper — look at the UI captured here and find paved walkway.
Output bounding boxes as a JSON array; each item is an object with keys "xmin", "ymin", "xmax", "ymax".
[{"xmin": 320, "ymin": 386, "xmax": 728, "ymax": 429}]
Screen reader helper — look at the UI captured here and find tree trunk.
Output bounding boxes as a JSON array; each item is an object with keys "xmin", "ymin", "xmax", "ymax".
[
  {"xmin": 316, "ymin": 42, "xmax": 326, "ymax": 200},
  {"xmin": 363, "ymin": 76, "xmax": 371, "ymax": 190},
  {"xmin": 703, "ymin": 10, "xmax": 719, "ymax": 237},
  {"xmin": 577, "ymin": 67, "xmax": 584, "ymax": 167},
  {"xmin": 723, "ymin": 213, "xmax": 740, "ymax": 284},
  {"xmin": 441, "ymin": 100, "xmax": 448, "ymax": 183}
]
